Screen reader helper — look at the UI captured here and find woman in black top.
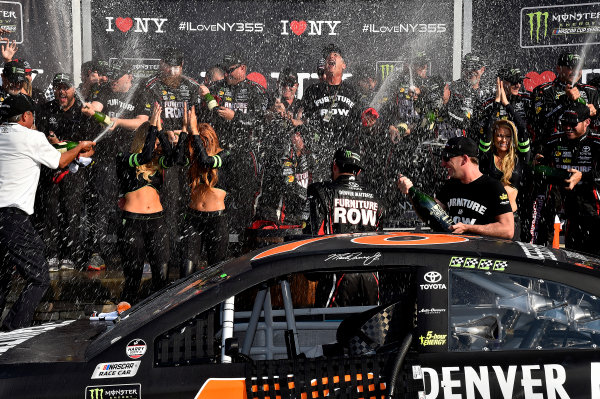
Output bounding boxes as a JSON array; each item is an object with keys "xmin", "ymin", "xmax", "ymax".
[
  {"xmin": 479, "ymin": 78, "xmax": 530, "ymax": 240},
  {"xmin": 178, "ymin": 105, "xmax": 230, "ymax": 277},
  {"xmin": 117, "ymin": 103, "xmax": 175, "ymax": 303}
]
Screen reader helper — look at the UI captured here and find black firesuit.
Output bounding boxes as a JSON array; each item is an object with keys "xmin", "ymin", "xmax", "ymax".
[
  {"xmin": 448, "ymin": 78, "xmax": 493, "ymax": 139},
  {"xmin": 532, "ymin": 79, "xmax": 599, "ymax": 141},
  {"xmin": 305, "ymin": 174, "xmax": 382, "ymax": 307},
  {"xmin": 540, "ymin": 131, "xmax": 600, "ymax": 255}
]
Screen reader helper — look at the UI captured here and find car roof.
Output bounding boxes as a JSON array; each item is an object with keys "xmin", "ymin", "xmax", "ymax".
[{"xmin": 86, "ymin": 232, "xmax": 600, "ymax": 359}]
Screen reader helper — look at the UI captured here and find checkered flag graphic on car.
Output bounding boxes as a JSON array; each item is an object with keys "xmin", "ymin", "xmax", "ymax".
[
  {"xmin": 478, "ymin": 259, "xmax": 493, "ymax": 270},
  {"xmin": 449, "ymin": 257, "xmax": 464, "ymax": 267},
  {"xmin": 464, "ymin": 258, "xmax": 478, "ymax": 269},
  {"xmin": 348, "ymin": 303, "xmax": 397, "ymax": 355},
  {"xmin": 493, "ymin": 260, "xmax": 508, "ymax": 271}
]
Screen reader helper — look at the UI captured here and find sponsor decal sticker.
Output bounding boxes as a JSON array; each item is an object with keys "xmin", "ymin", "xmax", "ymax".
[
  {"xmin": 419, "ymin": 331, "xmax": 447, "ymax": 346},
  {"xmin": 91, "ymin": 361, "xmax": 141, "ymax": 379},
  {"xmin": 85, "ymin": 383, "xmax": 141, "ymax": 399},
  {"xmin": 126, "ymin": 339, "xmax": 147, "ymax": 359},
  {"xmin": 418, "ymin": 307, "xmax": 446, "ymax": 315},
  {"xmin": 421, "ymin": 271, "xmax": 446, "ymax": 290},
  {"xmin": 449, "ymin": 256, "xmax": 507, "ymax": 271}
]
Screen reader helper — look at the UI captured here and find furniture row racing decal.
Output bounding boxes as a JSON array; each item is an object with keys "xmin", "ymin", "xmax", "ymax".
[{"xmin": 252, "ymin": 232, "xmax": 469, "ymax": 261}]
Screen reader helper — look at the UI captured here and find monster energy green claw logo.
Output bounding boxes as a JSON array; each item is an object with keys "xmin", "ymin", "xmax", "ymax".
[
  {"xmin": 380, "ymin": 64, "xmax": 394, "ymax": 81},
  {"xmin": 89, "ymin": 388, "xmax": 104, "ymax": 399},
  {"xmin": 345, "ymin": 150, "xmax": 352, "ymax": 158},
  {"xmin": 527, "ymin": 11, "xmax": 549, "ymax": 42}
]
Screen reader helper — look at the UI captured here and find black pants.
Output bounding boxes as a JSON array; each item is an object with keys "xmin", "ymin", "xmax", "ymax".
[
  {"xmin": 119, "ymin": 211, "xmax": 169, "ymax": 304},
  {"xmin": 181, "ymin": 209, "xmax": 228, "ymax": 276},
  {"xmin": 0, "ymin": 208, "xmax": 50, "ymax": 330}
]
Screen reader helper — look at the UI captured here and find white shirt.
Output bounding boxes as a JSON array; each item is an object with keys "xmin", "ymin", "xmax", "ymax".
[{"xmin": 0, "ymin": 123, "xmax": 60, "ymax": 215}]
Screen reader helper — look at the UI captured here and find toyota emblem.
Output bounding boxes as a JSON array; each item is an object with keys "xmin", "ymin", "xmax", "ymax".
[{"xmin": 424, "ymin": 271, "xmax": 442, "ymax": 283}]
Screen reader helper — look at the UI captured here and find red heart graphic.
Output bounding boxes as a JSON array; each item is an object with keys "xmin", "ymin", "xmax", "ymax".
[
  {"xmin": 115, "ymin": 17, "xmax": 133, "ymax": 33},
  {"xmin": 524, "ymin": 70, "xmax": 556, "ymax": 92},
  {"xmin": 290, "ymin": 20, "xmax": 307, "ymax": 36}
]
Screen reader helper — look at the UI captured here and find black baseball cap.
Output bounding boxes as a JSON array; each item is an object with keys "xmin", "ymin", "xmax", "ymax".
[
  {"xmin": 557, "ymin": 52, "xmax": 581, "ymax": 68},
  {"xmin": 322, "ymin": 43, "xmax": 343, "ymax": 59},
  {"xmin": 412, "ymin": 51, "xmax": 430, "ymax": 67},
  {"xmin": 443, "ymin": 137, "xmax": 479, "ymax": 158},
  {"xmin": 0, "ymin": 94, "xmax": 34, "ymax": 119},
  {"xmin": 52, "ymin": 73, "xmax": 74, "ymax": 87},
  {"xmin": 560, "ymin": 102, "xmax": 591, "ymax": 125},
  {"xmin": 498, "ymin": 67, "xmax": 525, "ymax": 85},
  {"xmin": 334, "ymin": 147, "xmax": 362, "ymax": 171},
  {"xmin": 222, "ymin": 52, "xmax": 246, "ymax": 70},
  {"xmin": 278, "ymin": 67, "xmax": 298, "ymax": 85},
  {"xmin": 13, "ymin": 58, "xmax": 37, "ymax": 74},
  {"xmin": 106, "ymin": 59, "xmax": 131, "ymax": 80},
  {"xmin": 161, "ymin": 48, "xmax": 184, "ymax": 66},
  {"xmin": 2, "ymin": 60, "xmax": 26, "ymax": 83},
  {"xmin": 462, "ymin": 52, "xmax": 486, "ymax": 71},
  {"xmin": 81, "ymin": 59, "xmax": 109, "ymax": 75}
]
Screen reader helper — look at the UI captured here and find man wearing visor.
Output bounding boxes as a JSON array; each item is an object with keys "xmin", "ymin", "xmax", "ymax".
[
  {"xmin": 398, "ymin": 137, "xmax": 514, "ymax": 239},
  {"xmin": 536, "ymin": 103, "xmax": 600, "ymax": 255}
]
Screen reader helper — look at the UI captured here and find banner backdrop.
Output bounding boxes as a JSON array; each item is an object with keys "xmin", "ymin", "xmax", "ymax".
[
  {"xmin": 90, "ymin": 0, "xmax": 455, "ymax": 97},
  {"xmin": 0, "ymin": 0, "xmax": 71, "ymax": 91},
  {"xmin": 472, "ymin": 0, "xmax": 600, "ymax": 91}
]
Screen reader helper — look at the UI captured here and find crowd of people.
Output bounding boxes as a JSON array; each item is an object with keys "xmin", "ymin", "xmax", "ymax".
[{"xmin": 0, "ymin": 39, "xmax": 599, "ymax": 330}]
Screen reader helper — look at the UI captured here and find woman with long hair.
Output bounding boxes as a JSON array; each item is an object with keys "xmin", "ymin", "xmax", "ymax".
[
  {"xmin": 118, "ymin": 103, "xmax": 175, "ymax": 303},
  {"xmin": 479, "ymin": 78, "xmax": 530, "ymax": 240},
  {"xmin": 179, "ymin": 105, "xmax": 230, "ymax": 277}
]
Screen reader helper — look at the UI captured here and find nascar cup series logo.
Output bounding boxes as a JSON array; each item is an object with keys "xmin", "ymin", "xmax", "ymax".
[{"xmin": 126, "ymin": 339, "xmax": 147, "ymax": 359}]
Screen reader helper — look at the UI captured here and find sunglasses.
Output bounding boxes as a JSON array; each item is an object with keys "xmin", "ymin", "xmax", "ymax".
[{"xmin": 226, "ymin": 64, "xmax": 241, "ymax": 74}]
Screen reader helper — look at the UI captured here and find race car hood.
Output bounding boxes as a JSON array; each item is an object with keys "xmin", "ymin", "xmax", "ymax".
[{"xmin": 0, "ymin": 320, "xmax": 107, "ymax": 365}]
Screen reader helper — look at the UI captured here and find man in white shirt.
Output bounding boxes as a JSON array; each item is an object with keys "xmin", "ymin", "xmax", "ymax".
[{"xmin": 0, "ymin": 94, "xmax": 94, "ymax": 331}]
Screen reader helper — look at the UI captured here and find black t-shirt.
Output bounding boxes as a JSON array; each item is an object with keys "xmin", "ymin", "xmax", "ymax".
[
  {"xmin": 436, "ymin": 175, "xmax": 512, "ymax": 225},
  {"xmin": 142, "ymin": 74, "xmax": 200, "ymax": 131},
  {"xmin": 91, "ymin": 85, "xmax": 151, "ymax": 162},
  {"xmin": 37, "ymin": 99, "xmax": 91, "ymax": 142}
]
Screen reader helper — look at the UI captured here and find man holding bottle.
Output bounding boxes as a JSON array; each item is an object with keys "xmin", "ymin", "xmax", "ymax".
[
  {"xmin": 535, "ymin": 103, "xmax": 600, "ymax": 255},
  {"xmin": 81, "ymin": 60, "xmax": 151, "ymax": 270},
  {"xmin": 0, "ymin": 94, "xmax": 95, "ymax": 330},
  {"xmin": 398, "ymin": 137, "xmax": 514, "ymax": 239}
]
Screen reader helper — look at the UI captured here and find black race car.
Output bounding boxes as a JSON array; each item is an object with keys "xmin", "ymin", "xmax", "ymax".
[{"xmin": 2, "ymin": 232, "xmax": 600, "ymax": 399}]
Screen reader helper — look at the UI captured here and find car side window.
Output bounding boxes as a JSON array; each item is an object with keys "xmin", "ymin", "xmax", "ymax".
[{"xmin": 450, "ymin": 270, "xmax": 600, "ymax": 351}]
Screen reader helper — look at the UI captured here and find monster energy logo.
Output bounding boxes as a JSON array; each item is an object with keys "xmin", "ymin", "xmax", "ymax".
[
  {"xmin": 527, "ymin": 11, "xmax": 549, "ymax": 42},
  {"xmin": 345, "ymin": 150, "xmax": 352, "ymax": 158},
  {"xmin": 89, "ymin": 388, "xmax": 104, "ymax": 399},
  {"xmin": 380, "ymin": 64, "xmax": 395, "ymax": 81}
]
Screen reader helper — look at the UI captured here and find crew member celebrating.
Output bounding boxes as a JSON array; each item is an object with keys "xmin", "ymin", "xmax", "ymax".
[
  {"xmin": 398, "ymin": 137, "xmax": 514, "ymax": 239},
  {"xmin": 0, "ymin": 94, "xmax": 94, "ymax": 330},
  {"xmin": 536, "ymin": 103, "xmax": 600, "ymax": 255},
  {"xmin": 305, "ymin": 147, "xmax": 381, "ymax": 307}
]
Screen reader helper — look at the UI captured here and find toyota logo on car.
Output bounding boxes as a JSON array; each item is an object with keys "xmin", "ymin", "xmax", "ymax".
[{"xmin": 421, "ymin": 271, "xmax": 446, "ymax": 290}]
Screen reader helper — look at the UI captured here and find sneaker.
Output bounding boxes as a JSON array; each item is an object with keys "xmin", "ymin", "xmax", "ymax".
[
  {"xmin": 48, "ymin": 258, "xmax": 60, "ymax": 272},
  {"xmin": 59, "ymin": 259, "xmax": 75, "ymax": 270},
  {"xmin": 87, "ymin": 253, "xmax": 106, "ymax": 271}
]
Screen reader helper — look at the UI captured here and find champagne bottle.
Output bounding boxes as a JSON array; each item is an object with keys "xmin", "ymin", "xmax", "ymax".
[
  {"xmin": 92, "ymin": 111, "xmax": 112, "ymax": 126},
  {"xmin": 204, "ymin": 93, "xmax": 218, "ymax": 110},
  {"xmin": 53, "ymin": 141, "xmax": 78, "ymax": 153},
  {"xmin": 408, "ymin": 186, "xmax": 454, "ymax": 232},
  {"xmin": 531, "ymin": 164, "xmax": 571, "ymax": 182}
]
